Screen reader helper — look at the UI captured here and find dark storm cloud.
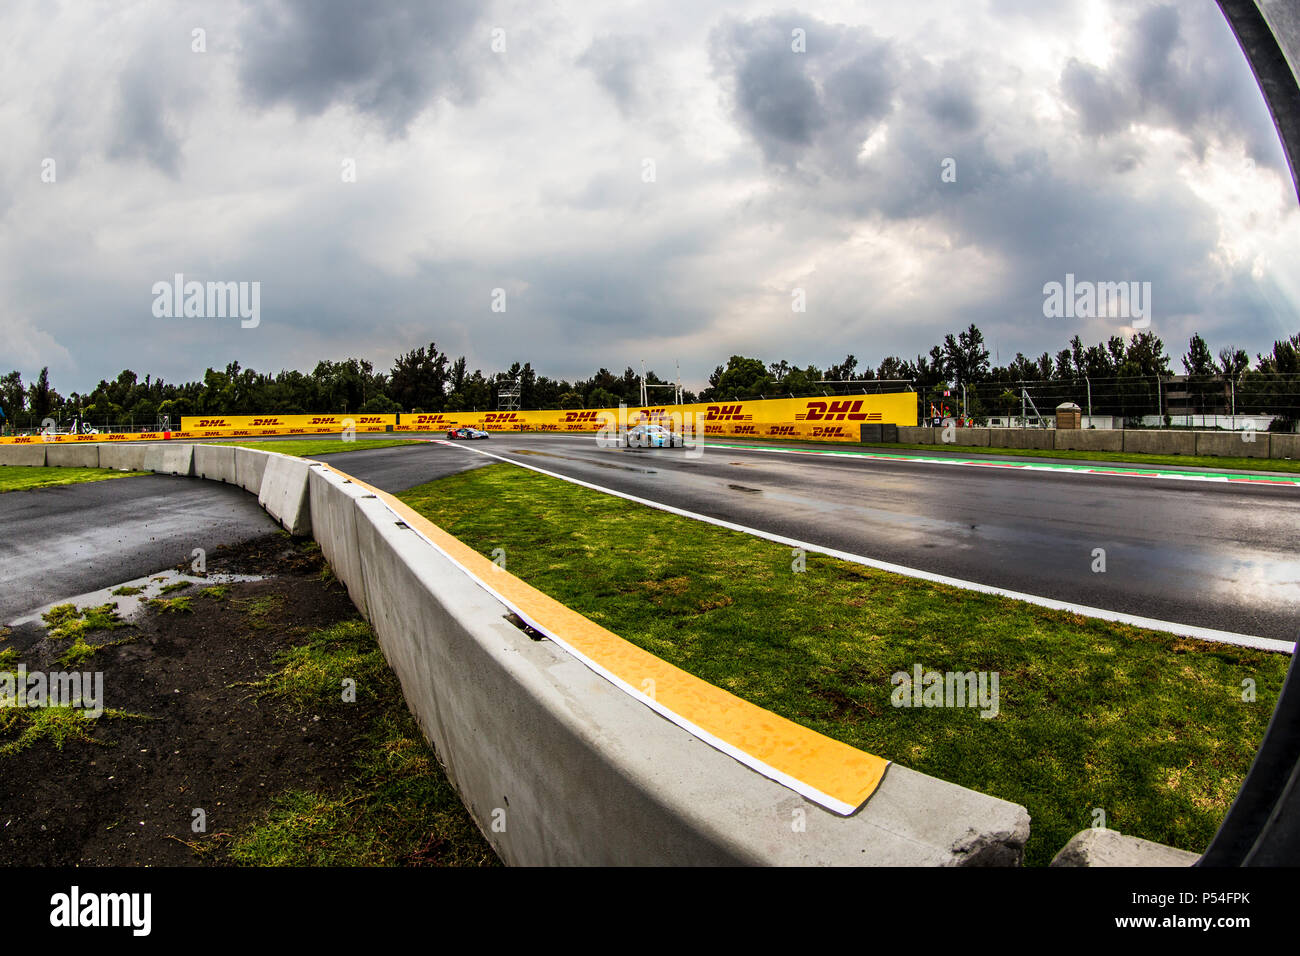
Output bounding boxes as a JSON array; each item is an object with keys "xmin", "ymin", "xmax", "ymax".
[
  {"xmin": 107, "ymin": 60, "xmax": 184, "ymax": 177},
  {"xmin": 1060, "ymin": 3, "xmax": 1281, "ymax": 166},
  {"xmin": 577, "ymin": 35, "xmax": 650, "ymax": 116},
  {"xmin": 709, "ymin": 14, "xmax": 897, "ymax": 168},
  {"xmin": 924, "ymin": 84, "xmax": 979, "ymax": 133},
  {"xmin": 237, "ymin": 0, "xmax": 485, "ymax": 135}
]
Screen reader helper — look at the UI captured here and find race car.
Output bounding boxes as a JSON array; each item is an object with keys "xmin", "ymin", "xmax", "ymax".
[
  {"xmin": 446, "ymin": 426, "xmax": 490, "ymax": 440},
  {"xmin": 624, "ymin": 424, "xmax": 683, "ymax": 448}
]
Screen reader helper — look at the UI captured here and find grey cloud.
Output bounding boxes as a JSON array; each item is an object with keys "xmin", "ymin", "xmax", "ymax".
[
  {"xmin": 107, "ymin": 61, "xmax": 184, "ymax": 177},
  {"xmin": 238, "ymin": 0, "xmax": 484, "ymax": 135},
  {"xmin": 924, "ymin": 86, "xmax": 979, "ymax": 133},
  {"xmin": 577, "ymin": 35, "xmax": 650, "ymax": 116},
  {"xmin": 1060, "ymin": 58, "xmax": 1130, "ymax": 136},
  {"xmin": 710, "ymin": 14, "xmax": 897, "ymax": 169},
  {"xmin": 1060, "ymin": 2, "xmax": 1280, "ymax": 166}
]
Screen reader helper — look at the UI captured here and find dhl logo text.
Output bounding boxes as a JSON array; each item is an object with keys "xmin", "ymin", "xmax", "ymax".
[
  {"xmin": 802, "ymin": 400, "xmax": 868, "ymax": 422},
  {"xmin": 704, "ymin": 404, "xmax": 751, "ymax": 421}
]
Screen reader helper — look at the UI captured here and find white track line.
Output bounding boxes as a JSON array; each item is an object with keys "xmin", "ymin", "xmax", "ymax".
[{"xmin": 442, "ymin": 440, "xmax": 1295, "ymax": 655}]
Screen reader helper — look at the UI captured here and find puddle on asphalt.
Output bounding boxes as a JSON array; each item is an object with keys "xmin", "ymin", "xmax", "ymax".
[{"xmin": 7, "ymin": 570, "xmax": 267, "ymax": 627}]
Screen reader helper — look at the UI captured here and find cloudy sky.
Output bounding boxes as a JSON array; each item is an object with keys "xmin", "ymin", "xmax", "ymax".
[{"xmin": 2, "ymin": 0, "xmax": 1298, "ymax": 394}]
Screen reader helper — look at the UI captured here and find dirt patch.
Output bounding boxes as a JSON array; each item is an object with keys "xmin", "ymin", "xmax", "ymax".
[{"xmin": 0, "ymin": 533, "xmax": 458, "ymax": 865}]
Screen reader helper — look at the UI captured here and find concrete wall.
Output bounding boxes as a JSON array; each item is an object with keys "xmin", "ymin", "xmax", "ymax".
[
  {"xmin": 0, "ymin": 444, "xmax": 45, "ymax": 466},
  {"xmin": 1121, "ymin": 430, "xmax": 1195, "ymax": 456},
  {"xmin": 950, "ymin": 427, "xmax": 991, "ymax": 447},
  {"xmin": 307, "ymin": 467, "xmax": 374, "ymax": 620},
  {"xmin": 1055, "ymin": 429, "xmax": 1123, "ymax": 453},
  {"xmin": 99, "ymin": 444, "xmax": 150, "ymax": 471},
  {"xmin": 897, "ymin": 426, "xmax": 933, "ymax": 444},
  {"xmin": 1272, "ymin": 433, "xmax": 1300, "ymax": 459},
  {"xmin": 143, "ymin": 443, "xmax": 193, "ymax": 476},
  {"xmin": 234, "ymin": 447, "xmax": 269, "ymax": 494},
  {"xmin": 45, "ymin": 444, "xmax": 100, "ymax": 468},
  {"xmin": 1195, "ymin": 431, "xmax": 1270, "ymax": 459},
  {"xmin": 1051, "ymin": 828, "xmax": 1199, "ymax": 867},
  {"xmin": 193, "ymin": 444, "xmax": 237, "ymax": 483},
  {"xmin": 257, "ymin": 453, "xmax": 313, "ymax": 536},
  {"xmin": 1000, "ymin": 428, "xmax": 1055, "ymax": 450}
]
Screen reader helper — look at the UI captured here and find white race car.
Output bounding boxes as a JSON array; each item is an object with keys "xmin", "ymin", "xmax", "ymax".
[{"xmin": 624, "ymin": 424, "xmax": 683, "ymax": 448}]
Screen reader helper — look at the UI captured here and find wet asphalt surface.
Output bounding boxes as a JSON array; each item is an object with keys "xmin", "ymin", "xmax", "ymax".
[
  {"xmin": 0, "ymin": 476, "xmax": 276, "ymax": 622},
  {"xmin": 4, "ymin": 434, "xmax": 1298, "ymax": 641}
]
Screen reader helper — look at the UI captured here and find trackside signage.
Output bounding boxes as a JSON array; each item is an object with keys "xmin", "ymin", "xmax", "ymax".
[
  {"xmin": 180, "ymin": 414, "xmax": 395, "ymax": 430},
  {"xmin": 0, "ymin": 394, "xmax": 916, "ymax": 445}
]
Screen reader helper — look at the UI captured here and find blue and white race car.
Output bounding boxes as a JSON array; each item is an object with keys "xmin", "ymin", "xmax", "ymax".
[
  {"xmin": 624, "ymin": 424, "xmax": 683, "ymax": 448},
  {"xmin": 446, "ymin": 426, "xmax": 490, "ymax": 440}
]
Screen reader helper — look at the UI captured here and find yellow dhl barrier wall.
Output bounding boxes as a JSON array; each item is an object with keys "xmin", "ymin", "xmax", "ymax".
[
  {"xmin": 181, "ymin": 414, "xmax": 397, "ymax": 431},
  {"xmin": 0, "ymin": 426, "xmax": 348, "ymax": 444},
  {"xmin": 409, "ymin": 393, "xmax": 916, "ymax": 439},
  {"xmin": 0, "ymin": 394, "xmax": 915, "ymax": 444}
]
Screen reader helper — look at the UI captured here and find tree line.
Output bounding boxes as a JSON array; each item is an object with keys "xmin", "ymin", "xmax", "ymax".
[{"xmin": 2, "ymin": 326, "xmax": 1298, "ymax": 431}]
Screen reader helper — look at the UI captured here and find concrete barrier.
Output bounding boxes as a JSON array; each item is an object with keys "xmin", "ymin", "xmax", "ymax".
[
  {"xmin": 1123, "ymin": 430, "xmax": 1194, "ymax": 456},
  {"xmin": 193, "ymin": 444, "xmax": 237, "ymax": 483},
  {"xmin": 307, "ymin": 467, "xmax": 374, "ymax": 620},
  {"xmin": 897, "ymin": 426, "xmax": 933, "ymax": 444},
  {"xmin": 951, "ymin": 427, "xmax": 991, "ymax": 447},
  {"xmin": 1055, "ymin": 429, "xmax": 1123, "ymax": 453},
  {"xmin": 257, "ymin": 453, "xmax": 314, "ymax": 536},
  {"xmin": 143, "ymin": 443, "xmax": 193, "ymax": 476},
  {"xmin": 0, "ymin": 444, "xmax": 45, "ymax": 466},
  {"xmin": 45, "ymin": 444, "xmax": 99, "ymax": 468},
  {"xmin": 234, "ymin": 447, "xmax": 269, "ymax": 495},
  {"xmin": 999, "ymin": 428, "xmax": 1054, "ymax": 450},
  {"xmin": 1271, "ymin": 433, "xmax": 1300, "ymax": 459},
  {"xmin": 349, "ymin": 492, "xmax": 1030, "ymax": 865},
  {"xmin": 99, "ymin": 444, "xmax": 149, "ymax": 471},
  {"xmin": 1196, "ymin": 431, "xmax": 1270, "ymax": 459},
  {"xmin": 1050, "ymin": 828, "xmax": 1198, "ymax": 867}
]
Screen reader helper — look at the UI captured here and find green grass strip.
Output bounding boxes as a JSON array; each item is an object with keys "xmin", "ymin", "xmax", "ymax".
[
  {"xmin": 0, "ymin": 466, "xmax": 147, "ymax": 493},
  {"xmin": 397, "ymin": 463, "xmax": 1288, "ymax": 866}
]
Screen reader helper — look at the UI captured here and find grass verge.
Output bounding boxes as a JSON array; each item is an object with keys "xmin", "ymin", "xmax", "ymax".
[
  {"xmin": 0, "ymin": 708, "xmax": 147, "ymax": 757},
  {"xmin": 0, "ymin": 466, "xmax": 147, "ymax": 493},
  {"xmin": 221, "ymin": 619, "xmax": 497, "ymax": 866},
  {"xmin": 397, "ymin": 462, "xmax": 1289, "ymax": 866}
]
